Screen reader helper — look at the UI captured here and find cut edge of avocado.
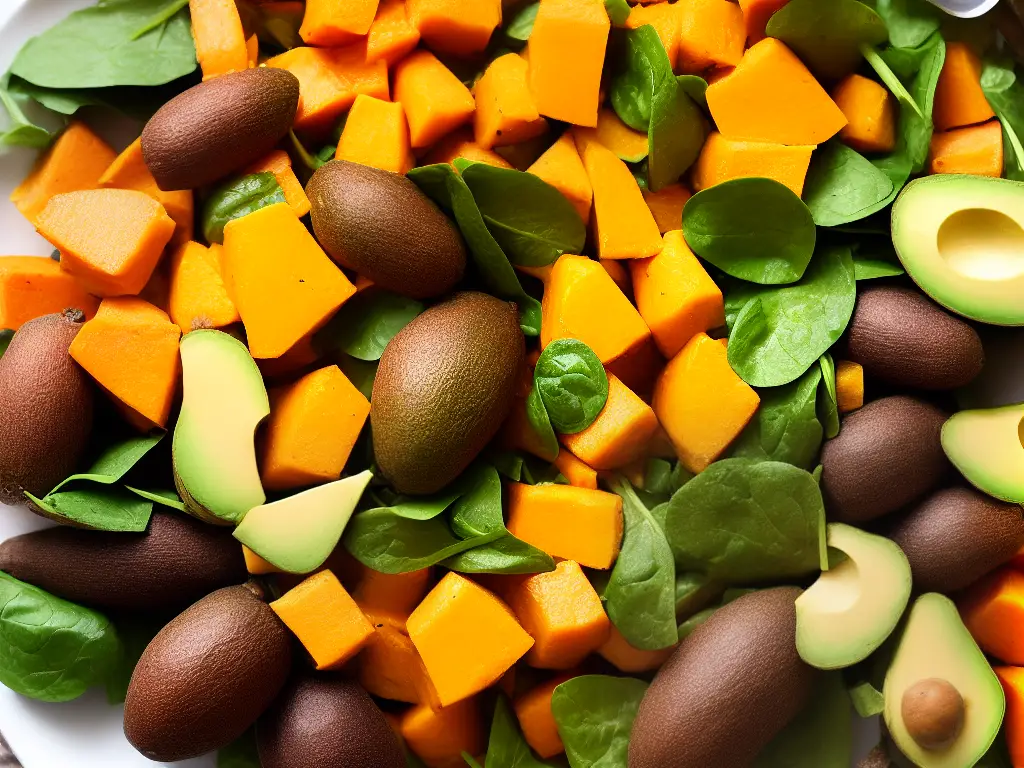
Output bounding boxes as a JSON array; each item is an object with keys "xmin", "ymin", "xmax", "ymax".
[{"xmin": 941, "ymin": 403, "xmax": 1024, "ymax": 504}]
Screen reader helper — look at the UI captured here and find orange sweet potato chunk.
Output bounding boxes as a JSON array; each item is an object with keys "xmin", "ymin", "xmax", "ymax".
[
  {"xmin": 221, "ymin": 202, "xmax": 356, "ymax": 359},
  {"xmin": 928, "ymin": 120, "xmax": 1004, "ymax": 177},
  {"xmin": 243, "ymin": 545, "xmax": 281, "ymax": 575},
  {"xmin": 835, "ymin": 360, "xmax": 864, "ymax": 414},
  {"xmin": 408, "ymin": 0, "xmax": 501, "ymax": 56},
  {"xmin": 36, "ymin": 189, "xmax": 175, "ymax": 298},
  {"xmin": 244, "ymin": 150, "xmax": 311, "ymax": 218},
  {"xmin": 261, "ymin": 365, "xmax": 370, "ymax": 490},
  {"xmin": 69, "ymin": 297, "xmax": 181, "ymax": 430},
  {"xmin": 996, "ymin": 667, "xmax": 1024, "ymax": 768},
  {"xmin": 514, "ymin": 676, "xmax": 571, "ymax": 758},
  {"xmin": 706, "ymin": 38, "xmax": 848, "ymax": 145},
  {"xmin": 400, "ymin": 697, "xmax": 485, "ymax": 768},
  {"xmin": 353, "ymin": 566, "xmax": 432, "ymax": 614},
  {"xmin": 599, "ymin": 625, "xmax": 675, "ymax": 672},
  {"xmin": 554, "ymin": 449, "xmax": 598, "ymax": 489},
  {"xmin": 367, "ymin": 0, "xmax": 421, "ymax": 65},
  {"xmin": 407, "ymin": 572, "xmax": 534, "ymax": 707},
  {"xmin": 653, "ymin": 332, "xmax": 760, "ymax": 473},
  {"xmin": 337, "ymin": 95, "xmax": 414, "ymax": 174},
  {"xmin": 692, "ymin": 131, "xmax": 815, "ymax": 196},
  {"xmin": 300, "ymin": 0, "xmax": 380, "ymax": 46},
  {"xmin": 271, "ymin": 570, "xmax": 376, "ymax": 669},
  {"xmin": 960, "ymin": 567, "xmax": 1024, "ymax": 665},
  {"xmin": 474, "ymin": 54, "xmax": 548, "ymax": 150},
  {"xmin": 189, "ymin": 0, "xmax": 249, "ymax": 79},
  {"xmin": 643, "ymin": 183, "xmax": 691, "ymax": 234},
  {"xmin": 394, "ymin": 50, "xmax": 476, "ymax": 148},
  {"xmin": 0, "ymin": 257, "xmax": 98, "ymax": 330},
  {"xmin": 528, "ymin": 133, "xmax": 592, "ymax": 223},
  {"xmin": 356, "ymin": 605, "xmax": 439, "ymax": 705},
  {"xmin": 832, "ymin": 75, "xmax": 897, "ymax": 155},
  {"xmin": 934, "ymin": 42, "xmax": 995, "ymax": 132},
  {"xmin": 423, "ymin": 128, "xmax": 514, "ymax": 169},
  {"xmin": 506, "ymin": 482, "xmax": 624, "ymax": 569},
  {"xmin": 738, "ymin": 0, "xmax": 790, "ymax": 45},
  {"xmin": 10, "ymin": 121, "xmax": 116, "ymax": 225},
  {"xmin": 678, "ymin": 0, "xmax": 746, "ymax": 73},
  {"xmin": 528, "ymin": 0, "xmax": 609, "ymax": 127},
  {"xmin": 167, "ymin": 241, "xmax": 239, "ymax": 332}
]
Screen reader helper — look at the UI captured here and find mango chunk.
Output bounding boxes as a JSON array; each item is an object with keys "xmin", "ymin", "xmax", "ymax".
[
  {"xmin": 560, "ymin": 374, "xmax": 660, "ymax": 470},
  {"xmin": 394, "ymin": 50, "xmax": 476, "ymax": 148},
  {"xmin": 928, "ymin": 120, "xmax": 1003, "ymax": 177},
  {"xmin": 474, "ymin": 54, "xmax": 548, "ymax": 150},
  {"xmin": 692, "ymin": 131, "xmax": 815, "ymax": 196},
  {"xmin": 337, "ymin": 95, "xmax": 414, "ymax": 174},
  {"xmin": 356, "ymin": 605, "xmax": 439, "ymax": 705},
  {"xmin": 678, "ymin": 0, "xmax": 746, "ymax": 73},
  {"xmin": 934, "ymin": 42, "xmax": 995, "ymax": 132},
  {"xmin": 400, "ymin": 697, "xmax": 485, "ymax": 768},
  {"xmin": 527, "ymin": 133, "xmax": 592, "ymax": 223},
  {"xmin": 0, "ymin": 256, "xmax": 98, "ymax": 330},
  {"xmin": 832, "ymin": 74, "xmax": 897, "ymax": 155},
  {"xmin": 300, "ymin": 0, "xmax": 379, "ymax": 46},
  {"xmin": 168, "ymin": 241, "xmax": 240, "ymax": 332},
  {"xmin": 961, "ymin": 567, "xmax": 1024, "ymax": 665},
  {"xmin": 408, "ymin": 0, "xmax": 500, "ymax": 56},
  {"xmin": 367, "ymin": 0, "xmax": 421, "ymax": 65},
  {"xmin": 514, "ymin": 676, "xmax": 571, "ymax": 758}
]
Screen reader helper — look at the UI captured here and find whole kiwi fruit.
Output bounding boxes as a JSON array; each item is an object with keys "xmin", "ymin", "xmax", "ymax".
[
  {"xmin": 629, "ymin": 587, "xmax": 817, "ymax": 768},
  {"xmin": 124, "ymin": 584, "xmax": 292, "ymax": 762},
  {"xmin": 888, "ymin": 486, "xmax": 1024, "ymax": 593},
  {"xmin": 0, "ymin": 310, "xmax": 93, "ymax": 505},
  {"xmin": 0, "ymin": 511, "xmax": 246, "ymax": 612},
  {"xmin": 142, "ymin": 67, "xmax": 300, "ymax": 190},
  {"xmin": 257, "ymin": 674, "xmax": 405, "ymax": 768},
  {"xmin": 820, "ymin": 396, "xmax": 949, "ymax": 524},
  {"xmin": 372, "ymin": 292, "xmax": 525, "ymax": 494},
  {"xmin": 846, "ymin": 285, "xmax": 984, "ymax": 391},
  {"xmin": 307, "ymin": 160, "xmax": 466, "ymax": 299}
]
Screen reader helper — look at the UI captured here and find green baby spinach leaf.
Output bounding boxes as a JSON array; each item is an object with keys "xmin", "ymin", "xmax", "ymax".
[
  {"xmin": 683, "ymin": 178, "xmax": 816, "ymax": 285},
  {"xmin": 664, "ymin": 459, "xmax": 827, "ymax": 584},
  {"xmin": 875, "ymin": 0, "xmax": 942, "ymax": 50},
  {"xmin": 727, "ymin": 245, "xmax": 857, "ymax": 387},
  {"xmin": 848, "ymin": 680, "xmax": 885, "ymax": 717},
  {"xmin": 446, "ymin": 533, "xmax": 556, "ymax": 575},
  {"xmin": 408, "ymin": 163, "xmax": 542, "ymax": 336},
  {"xmin": 678, "ymin": 606, "xmax": 717, "ymax": 639},
  {"xmin": 462, "ymin": 755, "xmax": 484, "ymax": 768},
  {"xmin": 337, "ymin": 355, "xmax": 377, "ymax": 401},
  {"xmin": 605, "ymin": 478, "xmax": 677, "ymax": 651},
  {"xmin": 483, "ymin": 695, "xmax": 560, "ymax": 768},
  {"xmin": 526, "ymin": 386, "xmax": 560, "ymax": 463},
  {"xmin": 0, "ymin": 330, "xmax": 13, "ymax": 359},
  {"xmin": 729, "ymin": 366, "xmax": 824, "ymax": 470},
  {"xmin": 753, "ymin": 673, "xmax": 852, "ymax": 768},
  {"xmin": 125, "ymin": 486, "xmax": 186, "ymax": 512},
  {"xmin": 534, "ymin": 339, "xmax": 609, "ymax": 434},
  {"xmin": 0, "ymin": 78, "xmax": 58, "ymax": 148},
  {"xmin": 609, "ymin": 25, "xmax": 675, "ymax": 132},
  {"xmin": 677, "ymin": 75, "xmax": 709, "ymax": 110},
  {"xmin": 6, "ymin": 76, "xmax": 104, "ymax": 116},
  {"xmin": 105, "ymin": 614, "xmax": 165, "ymax": 704},
  {"xmin": 852, "ymin": 241, "xmax": 905, "ymax": 280},
  {"xmin": 316, "ymin": 288, "xmax": 423, "ymax": 362},
  {"xmin": 862, "ymin": 45, "xmax": 924, "ymax": 119},
  {"xmin": 50, "ymin": 433, "xmax": 164, "ymax": 494},
  {"xmin": 459, "ymin": 162, "xmax": 586, "ymax": 267},
  {"xmin": 674, "ymin": 572, "xmax": 723, "ymax": 620},
  {"xmin": 817, "ymin": 353, "xmax": 841, "ymax": 439},
  {"xmin": 643, "ymin": 458, "xmax": 674, "ymax": 497},
  {"xmin": 648, "ymin": 76, "xmax": 706, "ymax": 192},
  {"xmin": 982, "ymin": 61, "xmax": 1024, "ymax": 180},
  {"xmin": 605, "ymin": 0, "xmax": 632, "ymax": 26},
  {"xmin": 506, "ymin": 2, "xmax": 540, "ymax": 42},
  {"xmin": 802, "ymin": 142, "xmax": 896, "ymax": 227},
  {"xmin": 766, "ymin": 0, "xmax": 889, "ymax": 81},
  {"xmin": 27, "ymin": 487, "xmax": 154, "ymax": 533},
  {"xmin": 11, "ymin": 0, "xmax": 198, "ymax": 89},
  {"xmin": 375, "ymin": 489, "xmax": 462, "ymax": 521},
  {"xmin": 552, "ymin": 675, "xmax": 648, "ymax": 768},
  {"xmin": 218, "ymin": 729, "xmax": 262, "ymax": 768},
  {"xmin": 202, "ymin": 173, "xmax": 288, "ymax": 245},
  {"xmin": 0, "ymin": 572, "xmax": 121, "ymax": 702}
]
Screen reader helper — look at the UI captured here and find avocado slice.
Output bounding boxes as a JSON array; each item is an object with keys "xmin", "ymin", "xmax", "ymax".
[
  {"xmin": 892, "ymin": 175, "xmax": 1024, "ymax": 326},
  {"xmin": 795, "ymin": 523, "xmax": 911, "ymax": 670},
  {"xmin": 884, "ymin": 593, "xmax": 1005, "ymax": 768},
  {"xmin": 234, "ymin": 470, "xmax": 372, "ymax": 574},
  {"xmin": 941, "ymin": 403, "xmax": 1024, "ymax": 504},
  {"xmin": 173, "ymin": 330, "xmax": 270, "ymax": 524}
]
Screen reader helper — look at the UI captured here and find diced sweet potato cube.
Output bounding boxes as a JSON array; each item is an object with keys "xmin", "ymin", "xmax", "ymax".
[
  {"xmin": 691, "ymin": 131, "xmax": 814, "ymax": 196},
  {"xmin": 0, "ymin": 256, "xmax": 98, "ymax": 330},
  {"xmin": 400, "ymin": 697, "xmax": 485, "ymax": 768},
  {"xmin": 832, "ymin": 74, "xmax": 897, "ymax": 155},
  {"xmin": 560, "ymin": 374, "xmax": 660, "ymax": 470},
  {"xmin": 408, "ymin": 0, "xmax": 501, "ymax": 56},
  {"xmin": 527, "ymin": 133, "xmax": 592, "ymax": 223}
]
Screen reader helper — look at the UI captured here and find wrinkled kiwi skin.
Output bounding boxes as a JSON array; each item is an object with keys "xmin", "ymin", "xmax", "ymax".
[
  {"xmin": 124, "ymin": 585, "xmax": 292, "ymax": 762},
  {"xmin": 257, "ymin": 674, "xmax": 405, "ymax": 768},
  {"xmin": 141, "ymin": 68, "xmax": 300, "ymax": 191},
  {"xmin": 307, "ymin": 160, "xmax": 467, "ymax": 299},
  {"xmin": 372, "ymin": 292, "xmax": 525, "ymax": 495},
  {"xmin": 0, "ymin": 512, "xmax": 246, "ymax": 612},
  {"xmin": 0, "ymin": 310, "xmax": 93, "ymax": 506},
  {"xmin": 629, "ymin": 587, "xmax": 818, "ymax": 768}
]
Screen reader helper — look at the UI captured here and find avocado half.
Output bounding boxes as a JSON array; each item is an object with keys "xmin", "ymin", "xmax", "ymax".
[
  {"xmin": 941, "ymin": 403, "xmax": 1024, "ymax": 504},
  {"xmin": 892, "ymin": 175, "xmax": 1024, "ymax": 326}
]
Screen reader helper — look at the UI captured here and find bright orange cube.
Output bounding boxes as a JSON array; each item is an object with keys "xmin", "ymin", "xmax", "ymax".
[
  {"xmin": 961, "ymin": 567, "xmax": 1024, "ymax": 665},
  {"xmin": 0, "ymin": 256, "xmax": 98, "ymax": 330},
  {"xmin": 514, "ymin": 676, "xmax": 572, "ymax": 757},
  {"xmin": 473, "ymin": 54, "xmax": 548, "ymax": 149},
  {"xmin": 394, "ymin": 50, "xmax": 476, "ymax": 148},
  {"xmin": 408, "ymin": 0, "xmax": 501, "ymax": 56},
  {"xmin": 300, "ymin": 0, "xmax": 380, "ymax": 46},
  {"xmin": 367, "ymin": 0, "xmax": 421, "ymax": 65},
  {"xmin": 336, "ymin": 95, "xmax": 414, "ymax": 174},
  {"xmin": 832, "ymin": 75, "xmax": 897, "ymax": 154},
  {"xmin": 400, "ymin": 697, "xmax": 485, "ymax": 768},
  {"xmin": 527, "ymin": 132, "xmax": 592, "ymax": 223}
]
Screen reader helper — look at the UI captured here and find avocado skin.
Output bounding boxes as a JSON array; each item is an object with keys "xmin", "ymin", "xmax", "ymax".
[
  {"xmin": 142, "ymin": 68, "xmax": 300, "ymax": 191},
  {"xmin": 124, "ymin": 585, "xmax": 292, "ymax": 762},
  {"xmin": 821, "ymin": 396, "xmax": 949, "ymax": 524},
  {"xmin": 888, "ymin": 486, "xmax": 1024, "ymax": 593},
  {"xmin": 307, "ymin": 160, "xmax": 467, "ymax": 299},
  {"xmin": 372, "ymin": 292, "xmax": 525, "ymax": 495},
  {"xmin": 629, "ymin": 587, "xmax": 817, "ymax": 768},
  {"xmin": 858, "ymin": 746, "xmax": 893, "ymax": 768},
  {"xmin": 0, "ymin": 511, "xmax": 247, "ymax": 612},
  {"xmin": 846, "ymin": 286, "xmax": 984, "ymax": 391},
  {"xmin": 257, "ymin": 674, "xmax": 405, "ymax": 768},
  {"xmin": 0, "ymin": 311, "xmax": 93, "ymax": 506}
]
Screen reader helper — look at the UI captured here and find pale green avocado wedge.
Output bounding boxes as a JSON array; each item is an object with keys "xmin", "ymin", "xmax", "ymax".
[
  {"xmin": 892, "ymin": 175, "xmax": 1024, "ymax": 326},
  {"xmin": 795, "ymin": 523, "xmax": 911, "ymax": 670},
  {"xmin": 233, "ymin": 470, "xmax": 373, "ymax": 574},
  {"xmin": 884, "ymin": 594, "xmax": 1004, "ymax": 768},
  {"xmin": 172, "ymin": 330, "xmax": 270, "ymax": 525},
  {"xmin": 941, "ymin": 403, "xmax": 1024, "ymax": 504}
]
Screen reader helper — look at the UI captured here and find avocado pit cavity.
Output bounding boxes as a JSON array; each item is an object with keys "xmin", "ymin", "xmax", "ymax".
[
  {"xmin": 902, "ymin": 678, "xmax": 965, "ymax": 751},
  {"xmin": 937, "ymin": 208, "xmax": 1024, "ymax": 281}
]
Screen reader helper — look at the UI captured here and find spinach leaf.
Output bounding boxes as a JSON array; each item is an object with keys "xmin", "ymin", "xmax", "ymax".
[
  {"xmin": 50, "ymin": 433, "xmax": 164, "ymax": 494},
  {"xmin": 105, "ymin": 614, "xmax": 164, "ymax": 704},
  {"xmin": 338, "ymin": 354, "xmax": 377, "ymax": 400},
  {"xmin": 202, "ymin": 173, "xmax": 288, "ymax": 244},
  {"xmin": 407, "ymin": 164, "xmax": 542, "ymax": 336},
  {"xmin": 605, "ymin": 0, "xmax": 632, "ymax": 25},
  {"xmin": 316, "ymin": 288, "xmax": 423, "ymax": 362},
  {"xmin": 445, "ymin": 533, "xmax": 556, "ymax": 575},
  {"xmin": 484, "ymin": 695, "xmax": 560, "ymax": 768},
  {"xmin": 765, "ymin": 0, "xmax": 888, "ymax": 80},
  {"xmin": 218, "ymin": 729, "xmax": 262, "ymax": 768},
  {"xmin": 643, "ymin": 458, "xmax": 674, "ymax": 497},
  {"xmin": 605, "ymin": 478, "xmax": 677, "ymax": 651},
  {"xmin": 848, "ymin": 680, "xmax": 885, "ymax": 717},
  {"xmin": 817, "ymin": 353, "xmax": 841, "ymax": 439},
  {"xmin": 0, "ymin": 572, "xmax": 121, "ymax": 702},
  {"xmin": 677, "ymin": 75, "xmax": 710, "ymax": 110},
  {"xmin": 802, "ymin": 142, "xmax": 896, "ymax": 227},
  {"xmin": 126, "ymin": 486, "xmax": 186, "ymax": 512},
  {"xmin": 982, "ymin": 61, "xmax": 1024, "ymax": 180},
  {"xmin": 875, "ymin": 0, "xmax": 942, "ymax": 49},
  {"xmin": 27, "ymin": 487, "xmax": 154, "ymax": 533},
  {"xmin": 534, "ymin": 339, "xmax": 609, "ymax": 434},
  {"xmin": 674, "ymin": 572, "xmax": 723, "ymax": 620},
  {"xmin": 506, "ymin": 3, "xmax": 540, "ymax": 41},
  {"xmin": 551, "ymin": 675, "xmax": 648, "ymax": 768},
  {"xmin": 0, "ymin": 78, "xmax": 58, "ymax": 148},
  {"xmin": 6, "ymin": 77, "xmax": 103, "ymax": 116},
  {"xmin": 11, "ymin": 0, "xmax": 198, "ymax": 89},
  {"xmin": 852, "ymin": 242, "xmax": 905, "ymax": 280},
  {"xmin": 460, "ymin": 162, "xmax": 586, "ymax": 267},
  {"xmin": 289, "ymin": 130, "xmax": 327, "ymax": 173},
  {"xmin": 463, "ymin": 755, "xmax": 484, "ymax": 768},
  {"xmin": 863, "ymin": 45, "xmax": 924, "ymax": 119},
  {"xmin": 648, "ymin": 76, "xmax": 706, "ymax": 192},
  {"xmin": 683, "ymin": 178, "xmax": 816, "ymax": 285},
  {"xmin": 729, "ymin": 366, "xmax": 824, "ymax": 470},
  {"xmin": 609, "ymin": 26, "xmax": 675, "ymax": 132},
  {"xmin": 373, "ymin": 489, "xmax": 462, "ymax": 521},
  {"xmin": 664, "ymin": 459, "xmax": 827, "ymax": 584},
  {"xmin": 727, "ymin": 245, "xmax": 856, "ymax": 387},
  {"xmin": 753, "ymin": 673, "xmax": 851, "ymax": 768},
  {"xmin": 526, "ymin": 386, "xmax": 560, "ymax": 462},
  {"xmin": 678, "ymin": 606, "xmax": 717, "ymax": 639},
  {"xmin": 0, "ymin": 330, "xmax": 13, "ymax": 359}
]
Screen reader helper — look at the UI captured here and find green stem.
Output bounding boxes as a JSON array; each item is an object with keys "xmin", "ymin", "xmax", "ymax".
[{"xmin": 860, "ymin": 43, "xmax": 924, "ymax": 120}]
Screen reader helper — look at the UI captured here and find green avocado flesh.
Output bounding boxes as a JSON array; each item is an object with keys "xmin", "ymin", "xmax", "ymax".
[
  {"xmin": 172, "ymin": 330, "xmax": 270, "ymax": 524},
  {"xmin": 884, "ymin": 593, "xmax": 1004, "ymax": 768},
  {"xmin": 941, "ymin": 403, "xmax": 1024, "ymax": 504},
  {"xmin": 795, "ymin": 523, "xmax": 911, "ymax": 670},
  {"xmin": 234, "ymin": 470, "xmax": 372, "ymax": 574},
  {"xmin": 892, "ymin": 175, "xmax": 1024, "ymax": 326}
]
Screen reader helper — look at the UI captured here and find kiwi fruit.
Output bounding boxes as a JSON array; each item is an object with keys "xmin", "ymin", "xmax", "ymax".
[
  {"xmin": 141, "ymin": 67, "xmax": 300, "ymax": 191},
  {"xmin": 124, "ymin": 584, "xmax": 292, "ymax": 762},
  {"xmin": 888, "ymin": 486, "xmax": 1024, "ymax": 593},
  {"xmin": 257, "ymin": 674, "xmax": 405, "ymax": 768},
  {"xmin": 307, "ymin": 160, "xmax": 467, "ymax": 299},
  {"xmin": 846, "ymin": 286, "xmax": 984, "ymax": 391},
  {"xmin": 372, "ymin": 292, "xmax": 525, "ymax": 494},
  {"xmin": 0, "ymin": 511, "xmax": 246, "ymax": 612},
  {"xmin": 629, "ymin": 587, "xmax": 818, "ymax": 768},
  {"xmin": 0, "ymin": 310, "xmax": 93, "ymax": 506},
  {"xmin": 820, "ymin": 396, "xmax": 949, "ymax": 524}
]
